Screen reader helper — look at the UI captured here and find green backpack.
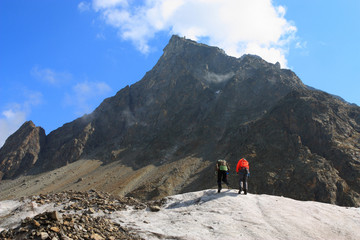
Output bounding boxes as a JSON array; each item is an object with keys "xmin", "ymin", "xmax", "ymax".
[{"xmin": 217, "ymin": 159, "xmax": 228, "ymax": 171}]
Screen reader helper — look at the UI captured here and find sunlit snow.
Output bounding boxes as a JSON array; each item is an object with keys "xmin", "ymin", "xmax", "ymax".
[{"xmin": 1, "ymin": 189, "xmax": 360, "ymax": 239}]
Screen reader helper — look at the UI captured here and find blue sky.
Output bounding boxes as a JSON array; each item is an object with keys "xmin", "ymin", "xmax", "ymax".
[{"xmin": 1, "ymin": 0, "xmax": 359, "ymax": 147}]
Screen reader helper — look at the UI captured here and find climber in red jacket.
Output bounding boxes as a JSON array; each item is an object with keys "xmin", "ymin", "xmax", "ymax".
[{"xmin": 236, "ymin": 158, "xmax": 250, "ymax": 195}]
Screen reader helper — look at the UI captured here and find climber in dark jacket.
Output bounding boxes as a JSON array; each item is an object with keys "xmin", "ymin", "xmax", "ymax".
[{"xmin": 216, "ymin": 159, "xmax": 230, "ymax": 193}]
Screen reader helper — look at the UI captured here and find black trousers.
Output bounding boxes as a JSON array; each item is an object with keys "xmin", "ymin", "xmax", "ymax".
[
  {"xmin": 238, "ymin": 168, "xmax": 249, "ymax": 192},
  {"xmin": 217, "ymin": 170, "xmax": 229, "ymax": 189}
]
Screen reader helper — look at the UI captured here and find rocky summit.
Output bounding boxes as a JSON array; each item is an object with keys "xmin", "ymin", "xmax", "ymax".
[{"xmin": 0, "ymin": 35, "xmax": 359, "ymax": 207}]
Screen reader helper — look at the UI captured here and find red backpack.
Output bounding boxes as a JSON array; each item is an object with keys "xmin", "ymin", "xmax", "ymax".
[{"xmin": 236, "ymin": 158, "xmax": 249, "ymax": 172}]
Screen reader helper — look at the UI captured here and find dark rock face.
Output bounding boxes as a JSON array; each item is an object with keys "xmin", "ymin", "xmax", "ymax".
[
  {"xmin": 32, "ymin": 35, "xmax": 305, "ymax": 172},
  {"xmin": 224, "ymin": 90, "xmax": 360, "ymax": 206},
  {"xmin": 1, "ymin": 35, "xmax": 359, "ymax": 206},
  {"xmin": 83, "ymin": 36, "xmax": 305, "ymax": 167},
  {"xmin": 0, "ymin": 121, "xmax": 45, "ymax": 180},
  {"xmin": 36, "ymin": 119, "xmax": 95, "ymax": 171}
]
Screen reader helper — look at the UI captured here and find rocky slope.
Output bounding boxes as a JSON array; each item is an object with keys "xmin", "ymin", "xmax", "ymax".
[
  {"xmin": 0, "ymin": 35, "xmax": 359, "ymax": 207},
  {"xmin": 225, "ymin": 89, "xmax": 360, "ymax": 206},
  {"xmin": 0, "ymin": 190, "xmax": 159, "ymax": 239}
]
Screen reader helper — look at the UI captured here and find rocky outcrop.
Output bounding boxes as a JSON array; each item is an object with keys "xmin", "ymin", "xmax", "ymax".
[
  {"xmin": 0, "ymin": 190, "xmax": 153, "ymax": 240},
  {"xmin": 35, "ymin": 120, "xmax": 95, "ymax": 171},
  {"xmin": 0, "ymin": 121, "xmax": 45, "ymax": 180},
  {"xmin": 0, "ymin": 35, "xmax": 359, "ymax": 207}
]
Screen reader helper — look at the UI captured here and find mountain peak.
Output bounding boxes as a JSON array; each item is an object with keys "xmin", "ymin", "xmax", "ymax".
[
  {"xmin": 161, "ymin": 36, "xmax": 283, "ymax": 76},
  {"xmin": 22, "ymin": 120, "xmax": 36, "ymax": 128},
  {"xmin": 163, "ymin": 35, "xmax": 226, "ymax": 57},
  {"xmin": 0, "ymin": 120, "xmax": 45, "ymax": 180},
  {"xmin": 0, "ymin": 36, "xmax": 359, "ymax": 208}
]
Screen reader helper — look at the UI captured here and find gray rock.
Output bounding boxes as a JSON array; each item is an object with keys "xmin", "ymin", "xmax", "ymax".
[
  {"xmin": 149, "ymin": 205, "xmax": 161, "ymax": 212},
  {"xmin": 0, "ymin": 191, "xmax": 145, "ymax": 240}
]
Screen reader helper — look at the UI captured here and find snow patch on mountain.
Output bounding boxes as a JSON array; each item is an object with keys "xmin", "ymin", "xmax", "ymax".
[{"xmin": 204, "ymin": 71, "xmax": 235, "ymax": 83}]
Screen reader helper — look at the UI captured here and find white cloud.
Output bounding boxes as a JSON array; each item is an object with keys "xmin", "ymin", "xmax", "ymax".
[
  {"xmin": 64, "ymin": 81, "xmax": 112, "ymax": 116},
  {"xmin": 89, "ymin": 0, "xmax": 297, "ymax": 67},
  {"xmin": 295, "ymin": 41, "xmax": 307, "ymax": 49},
  {"xmin": 96, "ymin": 33, "xmax": 106, "ymax": 40},
  {"xmin": 93, "ymin": 0, "xmax": 128, "ymax": 11},
  {"xmin": 78, "ymin": 1, "xmax": 91, "ymax": 12},
  {"xmin": 0, "ymin": 91, "xmax": 43, "ymax": 147},
  {"xmin": 0, "ymin": 106, "xmax": 27, "ymax": 147},
  {"xmin": 31, "ymin": 66, "xmax": 72, "ymax": 85}
]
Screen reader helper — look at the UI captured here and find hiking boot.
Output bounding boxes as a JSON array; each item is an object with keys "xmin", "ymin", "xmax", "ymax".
[
  {"xmin": 218, "ymin": 188, "xmax": 221, "ymax": 193},
  {"xmin": 244, "ymin": 189, "xmax": 247, "ymax": 195},
  {"xmin": 238, "ymin": 190, "xmax": 241, "ymax": 194}
]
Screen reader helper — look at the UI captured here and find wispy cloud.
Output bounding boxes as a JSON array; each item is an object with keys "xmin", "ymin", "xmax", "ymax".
[
  {"xmin": 0, "ymin": 105, "xmax": 27, "ymax": 147},
  {"xmin": 295, "ymin": 41, "xmax": 307, "ymax": 49},
  {"xmin": 78, "ymin": 1, "xmax": 91, "ymax": 12},
  {"xmin": 31, "ymin": 66, "xmax": 72, "ymax": 85},
  {"xmin": 96, "ymin": 33, "xmax": 106, "ymax": 40},
  {"xmin": 0, "ymin": 91, "xmax": 43, "ymax": 147},
  {"xmin": 64, "ymin": 81, "xmax": 112, "ymax": 116},
  {"xmin": 92, "ymin": 0, "xmax": 128, "ymax": 10},
  {"xmin": 86, "ymin": 0, "xmax": 297, "ymax": 67}
]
